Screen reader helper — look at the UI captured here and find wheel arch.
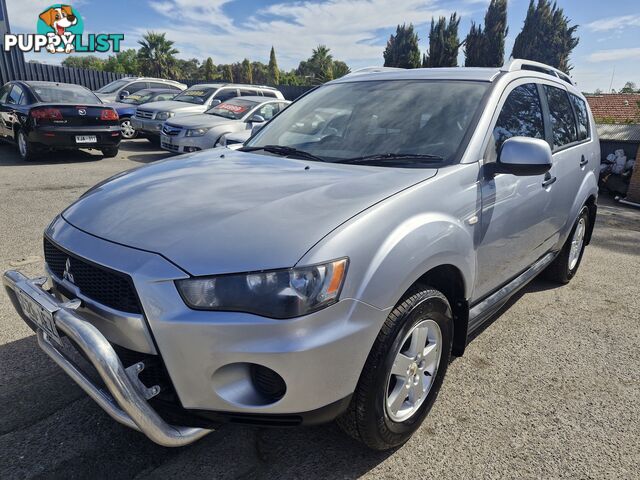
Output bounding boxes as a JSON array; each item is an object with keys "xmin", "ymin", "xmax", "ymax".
[{"xmin": 583, "ymin": 194, "xmax": 597, "ymax": 246}]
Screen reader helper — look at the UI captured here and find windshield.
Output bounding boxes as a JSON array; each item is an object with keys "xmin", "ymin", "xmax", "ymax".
[
  {"xmin": 32, "ymin": 84, "xmax": 102, "ymax": 104},
  {"xmin": 206, "ymin": 99, "xmax": 258, "ymax": 119},
  {"xmin": 246, "ymin": 80, "xmax": 489, "ymax": 166},
  {"xmin": 121, "ymin": 91, "xmax": 154, "ymax": 105},
  {"xmin": 174, "ymin": 87, "xmax": 216, "ymax": 105},
  {"xmin": 96, "ymin": 79, "xmax": 130, "ymax": 94}
]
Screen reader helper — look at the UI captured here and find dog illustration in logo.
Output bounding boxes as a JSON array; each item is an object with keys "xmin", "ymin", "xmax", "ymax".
[{"xmin": 39, "ymin": 5, "xmax": 78, "ymax": 53}]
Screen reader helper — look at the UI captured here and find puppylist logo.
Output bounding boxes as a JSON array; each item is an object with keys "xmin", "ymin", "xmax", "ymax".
[{"xmin": 3, "ymin": 4, "xmax": 124, "ymax": 54}]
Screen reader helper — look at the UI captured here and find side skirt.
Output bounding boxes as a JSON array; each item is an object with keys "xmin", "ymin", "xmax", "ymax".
[{"xmin": 467, "ymin": 252, "xmax": 557, "ymax": 336}]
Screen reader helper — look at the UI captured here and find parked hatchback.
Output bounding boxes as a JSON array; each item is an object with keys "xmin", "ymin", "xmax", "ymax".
[
  {"xmin": 94, "ymin": 77, "xmax": 186, "ymax": 103},
  {"xmin": 161, "ymin": 97, "xmax": 290, "ymax": 153},
  {"xmin": 3, "ymin": 60, "xmax": 599, "ymax": 450},
  {"xmin": 131, "ymin": 84, "xmax": 284, "ymax": 144}
]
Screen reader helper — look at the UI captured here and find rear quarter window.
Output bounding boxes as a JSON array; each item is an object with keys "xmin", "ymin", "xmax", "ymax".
[{"xmin": 569, "ymin": 94, "xmax": 590, "ymax": 141}]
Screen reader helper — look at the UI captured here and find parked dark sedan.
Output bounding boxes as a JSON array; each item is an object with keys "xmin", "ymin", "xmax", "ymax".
[
  {"xmin": 0, "ymin": 81, "xmax": 121, "ymax": 161},
  {"xmin": 105, "ymin": 88, "xmax": 178, "ymax": 139}
]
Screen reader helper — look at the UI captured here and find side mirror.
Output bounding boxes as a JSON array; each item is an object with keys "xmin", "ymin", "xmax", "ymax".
[
  {"xmin": 210, "ymin": 99, "xmax": 222, "ymax": 107},
  {"xmin": 248, "ymin": 114, "xmax": 266, "ymax": 124},
  {"xmin": 495, "ymin": 137, "xmax": 552, "ymax": 176},
  {"xmin": 118, "ymin": 90, "xmax": 130, "ymax": 100}
]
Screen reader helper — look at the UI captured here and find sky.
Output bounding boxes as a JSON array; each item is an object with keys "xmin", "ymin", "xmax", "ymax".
[{"xmin": 5, "ymin": 0, "xmax": 640, "ymax": 92}]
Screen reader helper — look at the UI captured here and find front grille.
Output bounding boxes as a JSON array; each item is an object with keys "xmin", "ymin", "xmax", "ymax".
[
  {"xmin": 44, "ymin": 238, "xmax": 142, "ymax": 314},
  {"xmin": 162, "ymin": 124, "xmax": 181, "ymax": 136},
  {"xmin": 161, "ymin": 142, "xmax": 179, "ymax": 152},
  {"xmin": 136, "ymin": 109, "xmax": 154, "ymax": 119}
]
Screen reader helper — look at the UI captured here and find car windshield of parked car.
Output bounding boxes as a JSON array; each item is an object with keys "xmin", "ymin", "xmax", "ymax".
[
  {"xmin": 95, "ymin": 79, "xmax": 130, "ymax": 94},
  {"xmin": 245, "ymin": 80, "xmax": 489, "ymax": 166},
  {"xmin": 206, "ymin": 99, "xmax": 259, "ymax": 120},
  {"xmin": 121, "ymin": 91, "xmax": 155, "ymax": 105},
  {"xmin": 32, "ymin": 84, "xmax": 102, "ymax": 104},
  {"xmin": 174, "ymin": 87, "xmax": 217, "ymax": 105}
]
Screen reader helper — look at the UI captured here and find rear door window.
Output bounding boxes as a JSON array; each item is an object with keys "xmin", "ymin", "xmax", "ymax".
[
  {"xmin": 543, "ymin": 85, "xmax": 578, "ymax": 150},
  {"xmin": 569, "ymin": 94, "xmax": 590, "ymax": 141},
  {"xmin": 491, "ymin": 83, "xmax": 545, "ymax": 157}
]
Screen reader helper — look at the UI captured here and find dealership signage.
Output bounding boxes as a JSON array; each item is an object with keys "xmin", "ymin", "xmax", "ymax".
[{"xmin": 3, "ymin": 4, "xmax": 123, "ymax": 54}]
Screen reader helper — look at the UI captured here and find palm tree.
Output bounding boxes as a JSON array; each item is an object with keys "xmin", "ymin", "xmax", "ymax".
[{"xmin": 137, "ymin": 32, "xmax": 179, "ymax": 78}]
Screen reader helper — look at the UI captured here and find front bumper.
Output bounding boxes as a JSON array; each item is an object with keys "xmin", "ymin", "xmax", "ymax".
[
  {"xmin": 2, "ymin": 270, "xmax": 212, "ymax": 447},
  {"xmin": 131, "ymin": 117, "xmax": 164, "ymax": 137},
  {"xmin": 160, "ymin": 133, "xmax": 211, "ymax": 154}
]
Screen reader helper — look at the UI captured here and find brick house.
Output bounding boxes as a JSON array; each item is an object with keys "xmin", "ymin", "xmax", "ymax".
[{"xmin": 585, "ymin": 93, "xmax": 640, "ymax": 202}]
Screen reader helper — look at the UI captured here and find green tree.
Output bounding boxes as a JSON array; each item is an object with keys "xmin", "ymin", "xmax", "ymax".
[
  {"xmin": 297, "ymin": 45, "xmax": 338, "ymax": 84},
  {"xmin": 103, "ymin": 49, "xmax": 140, "ymax": 75},
  {"xmin": 464, "ymin": 22, "xmax": 485, "ymax": 67},
  {"xmin": 203, "ymin": 57, "xmax": 215, "ymax": 81},
  {"xmin": 242, "ymin": 58, "xmax": 253, "ymax": 84},
  {"xmin": 620, "ymin": 81, "xmax": 638, "ymax": 93},
  {"xmin": 484, "ymin": 0, "xmax": 508, "ymax": 67},
  {"xmin": 176, "ymin": 58, "xmax": 200, "ymax": 80},
  {"xmin": 61, "ymin": 55, "xmax": 105, "ymax": 70},
  {"xmin": 137, "ymin": 31, "xmax": 179, "ymax": 78},
  {"xmin": 512, "ymin": 0, "xmax": 579, "ymax": 73},
  {"xmin": 383, "ymin": 23, "xmax": 421, "ymax": 69},
  {"xmin": 332, "ymin": 60, "xmax": 351, "ymax": 78},
  {"xmin": 268, "ymin": 46, "xmax": 280, "ymax": 85},
  {"xmin": 423, "ymin": 14, "xmax": 461, "ymax": 68},
  {"xmin": 224, "ymin": 64, "xmax": 233, "ymax": 82}
]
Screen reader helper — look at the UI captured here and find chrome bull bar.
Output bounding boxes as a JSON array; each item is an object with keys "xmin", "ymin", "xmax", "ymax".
[{"xmin": 3, "ymin": 270, "xmax": 212, "ymax": 447}]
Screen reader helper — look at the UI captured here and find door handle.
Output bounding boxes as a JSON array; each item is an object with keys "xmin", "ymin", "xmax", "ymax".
[
  {"xmin": 542, "ymin": 174, "xmax": 557, "ymax": 188},
  {"xmin": 580, "ymin": 155, "xmax": 588, "ymax": 167}
]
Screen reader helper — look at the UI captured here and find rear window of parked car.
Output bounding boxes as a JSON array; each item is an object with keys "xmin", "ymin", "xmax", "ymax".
[
  {"xmin": 32, "ymin": 84, "xmax": 101, "ymax": 104},
  {"xmin": 569, "ymin": 94, "xmax": 590, "ymax": 141},
  {"xmin": 491, "ymin": 83, "xmax": 545, "ymax": 156},
  {"xmin": 543, "ymin": 85, "xmax": 578, "ymax": 150}
]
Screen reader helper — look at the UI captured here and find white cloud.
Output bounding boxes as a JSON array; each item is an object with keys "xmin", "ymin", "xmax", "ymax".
[
  {"xmin": 587, "ymin": 47, "xmax": 640, "ymax": 63},
  {"xmin": 143, "ymin": 0, "xmax": 457, "ymax": 69},
  {"xmin": 586, "ymin": 14, "xmax": 640, "ymax": 32}
]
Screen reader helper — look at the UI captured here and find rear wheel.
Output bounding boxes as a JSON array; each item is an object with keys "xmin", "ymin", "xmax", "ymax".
[
  {"xmin": 17, "ymin": 130, "xmax": 38, "ymax": 161},
  {"xmin": 337, "ymin": 287, "xmax": 452, "ymax": 450},
  {"xmin": 119, "ymin": 118, "xmax": 137, "ymax": 139},
  {"xmin": 101, "ymin": 147, "xmax": 119, "ymax": 158},
  {"xmin": 544, "ymin": 206, "xmax": 589, "ymax": 284}
]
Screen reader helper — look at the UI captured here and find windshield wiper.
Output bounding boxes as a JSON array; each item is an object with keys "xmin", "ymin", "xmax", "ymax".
[
  {"xmin": 337, "ymin": 153, "xmax": 445, "ymax": 166},
  {"xmin": 241, "ymin": 145, "xmax": 328, "ymax": 163}
]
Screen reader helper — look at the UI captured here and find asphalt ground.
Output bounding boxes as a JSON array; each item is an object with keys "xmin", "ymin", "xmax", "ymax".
[{"xmin": 1, "ymin": 140, "xmax": 639, "ymax": 479}]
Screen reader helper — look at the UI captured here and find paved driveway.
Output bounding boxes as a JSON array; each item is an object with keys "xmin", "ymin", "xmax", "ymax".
[{"xmin": 1, "ymin": 141, "xmax": 638, "ymax": 479}]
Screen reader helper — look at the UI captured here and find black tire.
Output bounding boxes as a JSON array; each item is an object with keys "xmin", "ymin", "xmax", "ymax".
[
  {"xmin": 544, "ymin": 206, "xmax": 590, "ymax": 284},
  {"xmin": 337, "ymin": 287, "xmax": 453, "ymax": 450},
  {"xmin": 101, "ymin": 147, "xmax": 119, "ymax": 158},
  {"xmin": 119, "ymin": 118, "xmax": 138, "ymax": 139},
  {"xmin": 16, "ymin": 130, "xmax": 39, "ymax": 161}
]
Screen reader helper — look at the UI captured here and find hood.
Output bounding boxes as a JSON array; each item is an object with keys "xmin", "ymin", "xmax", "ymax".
[
  {"xmin": 166, "ymin": 113, "xmax": 235, "ymax": 129},
  {"xmin": 138, "ymin": 100, "xmax": 205, "ymax": 114},
  {"xmin": 62, "ymin": 150, "xmax": 437, "ymax": 276}
]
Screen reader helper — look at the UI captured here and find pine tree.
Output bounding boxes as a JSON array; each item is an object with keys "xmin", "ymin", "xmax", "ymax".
[
  {"xmin": 512, "ymin": 0, "xmax": 579, "ymax": 73},
  {"xmin": 383, "ymin": 24, "xmax": 421, "ymax": 69},
  {"xmin": 203, "ymin": 57, "xmax": 215, "ymax": 81},
  {"xmin": 224, "ymin": 64, "xmax": 233, "ymax": 82},
  {"xmin": 242, "ymin": 58, "xmax": 253, "ymax": 84},
  {"xmin": 423, "ymin": 14, "xmax": 461, "ymax": 68},
  {"xmin": 268, "ymin": 46, "xmax": 280, "ymax": 85},
  {"xmin": 484, "ymin": 0, "xmax": 508, "ymax": 67},
  {"xmin": 464, "ymin": 22, "xmax": 485, "ymax": 67}
]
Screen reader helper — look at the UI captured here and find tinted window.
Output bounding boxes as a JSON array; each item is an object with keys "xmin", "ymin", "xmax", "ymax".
[
  {"xmin": 32, "ymin": 84, "xmax": 101, "ymax": 104},
  {"xmin": 543, "ymin": 85, "xmax": 577, "ymax": 149},
  {"xmin": 493, "ymin": 83, "xmax": 544, "ymax": 154},
  {"xmin": 96, "ymin": 79, "xmax": 130, "ymax": 94},
  {"xmin": 263, "ymin": 90, "xmax": 278, "ymax": 98},
  {"xmin": 239, "ymin": 89, "xmax": 258, "ymax": 97},
  {"xmin": 125, "ymin": 82, "xmax": 148, "ymax": 94},
  {"xmin": 570, "ymin": 94, "xmax": 590, "ymax": 141},
  {"xmin": 7, "ymin": 85, "xmax": 24, "ymax": 105},
  {"xmin": 0, "ymin": 84, "xmax": 11, "ymax": 103},
  {"xmin": 214, "ymin": 88, "xmax": 238, "ymax": 103}
]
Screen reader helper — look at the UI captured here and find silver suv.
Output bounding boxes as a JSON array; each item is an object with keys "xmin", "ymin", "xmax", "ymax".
[
  {"xmin": 3, "ymin": 60, "xmax": 599, "ymax": 450},
  {"xmin": 94, "ymin": 77, "xmax": 186, "ymax": 103}
]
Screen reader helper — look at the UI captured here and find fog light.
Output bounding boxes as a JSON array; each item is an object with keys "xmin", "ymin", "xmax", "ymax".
[{"xmin": 185, "ymin": 146, "xmax": 201, "ymax": 153}]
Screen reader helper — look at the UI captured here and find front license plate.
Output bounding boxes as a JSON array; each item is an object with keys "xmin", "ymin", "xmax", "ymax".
[
  {"xmin": 76, "ymin": 135, "xmax": 97, "ymax": 144},
  {"xmin": 16, "ymin": 288, "xmax": 62, "ymax": 345}
]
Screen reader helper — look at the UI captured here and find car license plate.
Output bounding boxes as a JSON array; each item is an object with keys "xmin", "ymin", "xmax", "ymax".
[
  {"xmin": 161, "ymin": 135, "xmax": 173, "ymax": 145},
  {"xmin": 76, "ymin": 135, "xmax": 97, "ymax": 144},
  {"xmin": 16, "ymin": 288, "xmax": 62, "ymax": 345}
]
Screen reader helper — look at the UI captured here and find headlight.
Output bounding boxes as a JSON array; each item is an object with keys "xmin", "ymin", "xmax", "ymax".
[
  {"xmin": 155, "ymin": 111, "xmax": 174, "ymax": 120},
  {"xmin": 185, "ymin": 127, "xmax": 211, "ymax": 137},
  {"xmin": 176, "ymin": 258, "xmax": 348, "ymax": 318}
]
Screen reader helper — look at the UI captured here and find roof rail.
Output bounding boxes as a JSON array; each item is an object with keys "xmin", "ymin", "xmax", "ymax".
[
  {"xmin": 502, "ymin": 59, "xmax": 574, "ymax": 86},
  {"xmin": 344, "ymin": 66, "xmax": 405, "ymax": 77}
]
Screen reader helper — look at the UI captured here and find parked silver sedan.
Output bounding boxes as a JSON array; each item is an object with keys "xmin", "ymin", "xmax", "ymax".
[{"xmin": 160, "ymin": 97, "xmax": 290, "ymax": 153}]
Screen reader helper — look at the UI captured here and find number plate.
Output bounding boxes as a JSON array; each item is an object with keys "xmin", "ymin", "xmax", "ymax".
[
  {"xmin": 76, "ymin": 135, "xmax": 97, "ymax": 144},
  {"xmin": 16, "ymin": 288, "xmax": 62, "ymax": 345}
]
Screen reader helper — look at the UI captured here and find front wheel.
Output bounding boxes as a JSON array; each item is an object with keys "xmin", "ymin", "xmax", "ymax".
[
  {"xmin": 544, "ymin": 206, "xmax": 589, "ymax": 284},
  {"xmin": 119, "ymin": 118, "xmax": 137, "ymax": 139},
  {"xmin": 337, "ymin": 287, "xmax": 453, "ymax": 450}
]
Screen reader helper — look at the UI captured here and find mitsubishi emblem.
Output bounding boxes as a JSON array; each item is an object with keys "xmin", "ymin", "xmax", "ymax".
[{"xmin": 63, "ymin": 258, "xmax": 75, "ymax": 284}]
